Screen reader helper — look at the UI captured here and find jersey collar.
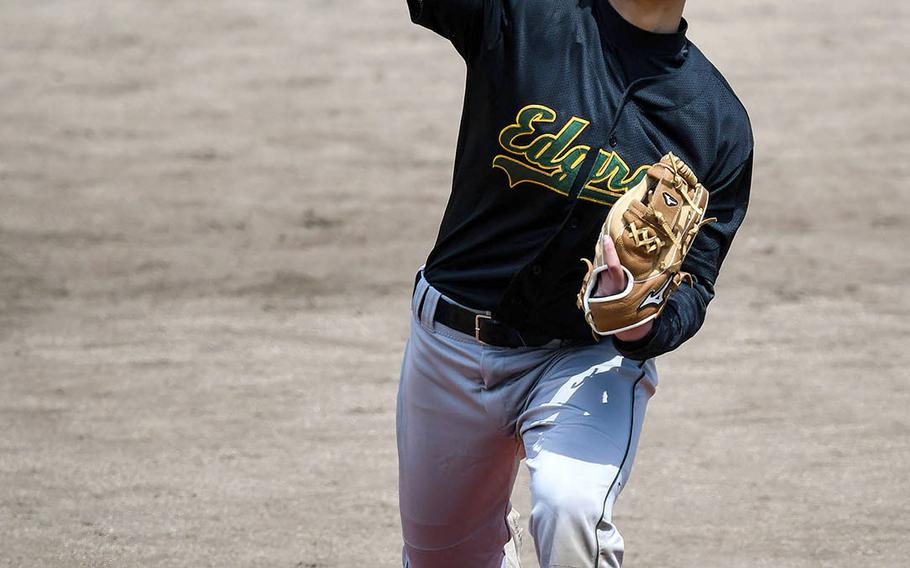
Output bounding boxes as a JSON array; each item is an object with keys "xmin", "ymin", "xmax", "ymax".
[{"xmin": 594, "ymin": 0, "xmax": 689, "ymax": 56}]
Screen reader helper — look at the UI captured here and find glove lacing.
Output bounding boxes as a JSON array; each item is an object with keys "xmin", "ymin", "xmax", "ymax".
[{"xmin": 627, "ymin": 172, "xmax": 717, "ymax": 270}]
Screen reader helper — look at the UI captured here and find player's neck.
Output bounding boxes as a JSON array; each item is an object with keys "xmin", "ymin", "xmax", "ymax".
[{"xmin": 607, "ymin": 0, "xmax": 686, "ymax": 34}]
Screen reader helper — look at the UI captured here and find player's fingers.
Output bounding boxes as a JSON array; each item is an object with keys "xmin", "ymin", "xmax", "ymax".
[
  {"xmin": 598, "ymin": 234, "xmax": 625, "ymax": 294},
  {"xmin": 602, "ymin": 234, "xmax": 624, "ymax": 282}
]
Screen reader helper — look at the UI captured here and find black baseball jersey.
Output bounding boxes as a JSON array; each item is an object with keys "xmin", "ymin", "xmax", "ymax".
[{"xmin": 407, "ymin": 0, "xmax": 753, "ymax": 359}]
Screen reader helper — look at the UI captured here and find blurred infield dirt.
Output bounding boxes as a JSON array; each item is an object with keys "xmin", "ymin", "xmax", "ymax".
[{"xmin": 1, "ymin": 1, "xmax": 909, "ymax": 567}]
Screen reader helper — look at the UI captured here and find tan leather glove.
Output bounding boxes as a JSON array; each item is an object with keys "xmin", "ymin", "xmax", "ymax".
[{"xmin": 577, "ymin": 152, "xmax": 716, "ymax": 336}]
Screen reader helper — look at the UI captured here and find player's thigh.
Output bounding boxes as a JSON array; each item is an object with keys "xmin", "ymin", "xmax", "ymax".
[
  {"xmin": 518, "ymin": 343, "xmax": 657, "ymax": 546},
  {"xmin": 520, "ymin": 342, "xmax": 656, "ymax": 465},
  {"xmin": 397, "ymin": 318, "xmax": 520, "ymax": 558}
]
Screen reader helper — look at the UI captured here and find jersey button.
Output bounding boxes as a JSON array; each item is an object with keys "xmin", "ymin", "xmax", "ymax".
[
  {"xmin": 609, "ymin": 134, "xmax": 618, "ymax": 147},
  {"xmin": 531, "ymin": 264, "xmax": 542, "ymax": 275},
  {"xmin": 569, "ymin": 217, "xmax": 579, "ymax": 229}
]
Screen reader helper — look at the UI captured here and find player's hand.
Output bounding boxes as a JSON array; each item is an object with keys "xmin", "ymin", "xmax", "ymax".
[{"xmin": 594, "ymin": 234, "xmax": 654, "ymax": 341}]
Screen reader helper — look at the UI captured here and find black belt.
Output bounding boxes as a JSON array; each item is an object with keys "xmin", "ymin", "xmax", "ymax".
[{"xmin": 433, "ymin": 296, "xmax": 556, "ymax": 348}]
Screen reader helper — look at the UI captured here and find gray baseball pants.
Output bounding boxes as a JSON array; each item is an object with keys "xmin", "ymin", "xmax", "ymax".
[{"xmin": 398, "ymin": 272, "xmax": 658, "ymax": 568}]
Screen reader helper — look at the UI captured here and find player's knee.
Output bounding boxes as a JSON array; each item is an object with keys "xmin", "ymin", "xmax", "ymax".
[
  {"xmin": 528, "ymin": 470, "xmax": 627, "ymax": 566},
  {"xmin": 528, "ymin": 471, "xmax": 607, "ymax": 534}
]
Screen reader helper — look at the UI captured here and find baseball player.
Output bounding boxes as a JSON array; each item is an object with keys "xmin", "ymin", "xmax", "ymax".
[{"xmin": 397, "ymin": 1, "xmax": 753, "ymax": 566}]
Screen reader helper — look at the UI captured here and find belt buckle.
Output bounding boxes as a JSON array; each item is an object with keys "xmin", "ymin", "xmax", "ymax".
[{"xmin": 474, "ymin": 314, "xmax": 492, "ymax": 345}]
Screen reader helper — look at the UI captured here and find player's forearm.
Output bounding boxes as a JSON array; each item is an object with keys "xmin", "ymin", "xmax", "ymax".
[
  {"xmin": 613, "ymin": 152, "xmax": 753, "ymax": 359},
  {"xmin": 612, "ymin": 278, "xmax": 710, "ymax": 359}
]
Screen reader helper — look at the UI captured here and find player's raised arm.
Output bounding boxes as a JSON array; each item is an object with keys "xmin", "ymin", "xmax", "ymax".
[{"xmin": 405, "ymin": 0, "xmax": 499, "ymax": 62}]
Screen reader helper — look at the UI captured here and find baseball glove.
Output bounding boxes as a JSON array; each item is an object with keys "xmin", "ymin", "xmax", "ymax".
[{"xmin": 577, "ymin": 152, "xmax": 715, "ymax": 336}]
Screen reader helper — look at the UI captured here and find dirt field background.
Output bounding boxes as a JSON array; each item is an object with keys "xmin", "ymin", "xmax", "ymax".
[{"xmin": 1, "ymin": 1, "xmax": 908, "ymax": 566}]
